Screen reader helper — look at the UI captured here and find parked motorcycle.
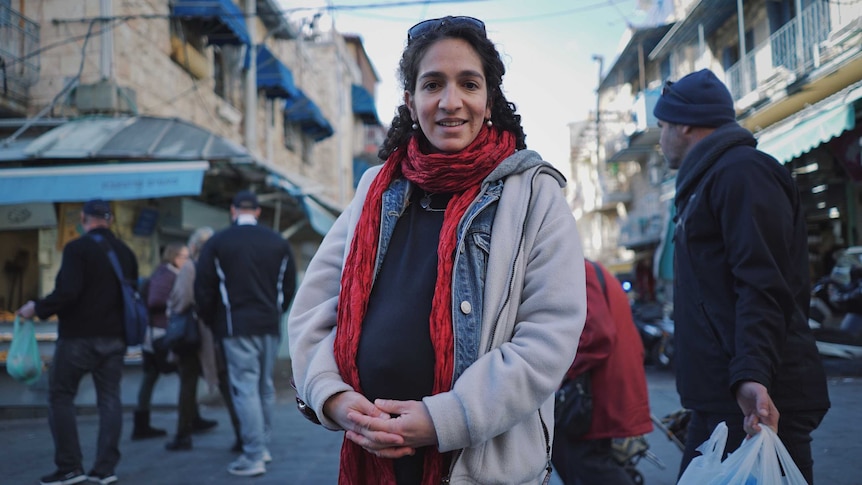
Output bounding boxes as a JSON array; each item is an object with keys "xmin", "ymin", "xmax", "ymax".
[
  {"xmin": 808, "ymin": 254, "xmax": 862, "ymax": 360},
  {"xmin": 630, "ymin": 301, "xmax": 674, "ymax": 369}
]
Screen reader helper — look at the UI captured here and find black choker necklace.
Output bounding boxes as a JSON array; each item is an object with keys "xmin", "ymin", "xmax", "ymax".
[{"xmin": 420, "ymin": 191, "xmax": 446, "ymax": 212}]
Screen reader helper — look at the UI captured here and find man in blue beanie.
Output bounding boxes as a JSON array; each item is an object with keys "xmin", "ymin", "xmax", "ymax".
[{"xmin": 654, "ymin": 69, "xmax": 829, "ymax": 484}]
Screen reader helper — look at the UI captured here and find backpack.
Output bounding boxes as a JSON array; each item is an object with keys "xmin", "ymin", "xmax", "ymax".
[
  {"xmin": 553, "ymin": 260, "xmax": 604, "ymax": 439},
  {"xmin": 90, "ymin": 234, "xmax": 149, "ymax": 346}
]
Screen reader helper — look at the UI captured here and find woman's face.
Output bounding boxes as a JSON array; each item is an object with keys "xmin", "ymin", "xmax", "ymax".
[
  {"xmin": 173, "ymin": 247, "xmax": 190, "ymax": 268},
  {"xmin": 406, "ymin": 38, "xmax": 491, "ymax": 154}
]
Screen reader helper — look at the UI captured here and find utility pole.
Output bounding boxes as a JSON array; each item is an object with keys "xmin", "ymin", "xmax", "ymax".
[
  {"xmin": 100, "ymin": 0, "xmax": 113, "ymax": 79},
  {"xmin": 244, "ymin": 0, "xmax": 257, "ymax": 156},
  {"xmin": 592, "ymin": 54, "xmax": 604, "ymax": 165}
]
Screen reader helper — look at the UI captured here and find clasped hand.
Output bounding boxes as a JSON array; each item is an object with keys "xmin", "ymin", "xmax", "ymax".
[{"xmin": 324, "ymin": 391, "xmax": 438, "ymax": 459}]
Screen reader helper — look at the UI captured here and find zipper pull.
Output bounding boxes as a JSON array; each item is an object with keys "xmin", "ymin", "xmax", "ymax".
[{"xmin": 541, "ymin": 464, "xmax": 552, "ymax": 485}]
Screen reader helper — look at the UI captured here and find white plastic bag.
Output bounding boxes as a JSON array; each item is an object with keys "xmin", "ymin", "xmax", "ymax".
[
  {"xmin": 677, "ymin": 421, "xmax": 728, "ymax": 484},
  {"xmin": 678, "ymin": 421, "xmax": 808, "ymax": 485}
]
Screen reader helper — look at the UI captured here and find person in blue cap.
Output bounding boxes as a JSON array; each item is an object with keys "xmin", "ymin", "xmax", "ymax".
[
  {"xmin": 17, "ymin": 199, "xmax": 137, "ymax": 485},
  {"xmin": 654, "ymin": 69, "xmax": 830, "ymax": 484}
]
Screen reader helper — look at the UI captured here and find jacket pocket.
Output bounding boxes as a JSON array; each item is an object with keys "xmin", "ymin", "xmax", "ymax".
[
  {"xmin": 451, "ymin": 412, "xmax": 547, "ymax": 484},
  {"xmin": 698, "ymin": 301, "xmax": 732, "ymax": 360}
]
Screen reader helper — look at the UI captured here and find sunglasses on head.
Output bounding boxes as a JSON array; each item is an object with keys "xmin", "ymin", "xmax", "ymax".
[
  {"xmin": 407, "ymin": 16, "xmax": 486, "ymax": 42},
  {"xmin": 662, "ymin": 80, "xmax": 692, "ymax": 103}
]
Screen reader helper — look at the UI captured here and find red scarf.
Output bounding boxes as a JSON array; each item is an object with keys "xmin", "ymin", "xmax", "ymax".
[{"xmin": 334, "ymin": 127, "xmax": 516, "ymax": 485}]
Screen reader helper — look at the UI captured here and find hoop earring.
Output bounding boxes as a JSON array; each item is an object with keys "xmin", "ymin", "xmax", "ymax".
[
  {"xmin": 412, "ymin": 122, "xmax": 419, "ymax": 130},
  {"xmin": 486, "ymin": 119, "xmax": 493, "ymax": 127}
]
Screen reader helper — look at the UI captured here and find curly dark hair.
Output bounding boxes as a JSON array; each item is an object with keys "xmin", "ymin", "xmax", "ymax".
[{"xmin": 377, "ymin": 18, "xmax": 527, "ymax": 160}]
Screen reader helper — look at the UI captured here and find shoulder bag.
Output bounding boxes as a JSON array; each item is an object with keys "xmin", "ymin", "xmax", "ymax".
[
  {"xmin": 90, "ymin": 234, "xmax": 148, "ymax": 347},
  {"xmin": 153, "ymin": 308, "xmax": 200, "ymax": 353}
]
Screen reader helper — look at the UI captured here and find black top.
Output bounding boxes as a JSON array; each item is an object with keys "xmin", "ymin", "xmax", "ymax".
[
  {"xmin": 35, "ymin": 227, "xmax": 137, "ymax": 340},
  {"xmin": 673, "ymin": 123, "xmax": 829, "ymax": 413},
  {"xmin": 195, "ymin": 222, "xmax": 297, "ymax": 338},
  {"xmin": 357, "ymin": 189, "xmax": 450, "ymax": 484}
]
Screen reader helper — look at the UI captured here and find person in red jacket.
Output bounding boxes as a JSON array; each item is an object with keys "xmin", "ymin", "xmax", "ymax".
[{"xmin": 552, "ymin": 259, "xmax": 653, "ymax": 484}]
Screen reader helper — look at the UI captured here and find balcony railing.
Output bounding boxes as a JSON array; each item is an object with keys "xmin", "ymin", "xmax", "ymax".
[
  {"xmin": 725, "ymin": 0, "xmax": 859, "ymax": 102},
  {"xmin": 618, "ymin": 213, "xmax": 663, "ymax": 248},
  {"xmin": 0, "ymin": 4, "xmax": 40, "ymax": 103}
]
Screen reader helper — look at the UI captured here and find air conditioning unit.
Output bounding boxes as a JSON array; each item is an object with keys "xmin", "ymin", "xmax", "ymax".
[
  {"xmin": 632, "ymin": 88, "xmax": 660, "ymax": 132},
  {"xmin": 74, "ymin": 80, "xmax": 137, "ymax": 115}
]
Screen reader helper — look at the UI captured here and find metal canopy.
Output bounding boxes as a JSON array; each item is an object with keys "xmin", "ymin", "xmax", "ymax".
[
  {"xmin": 14, "ymin": 116, "xmax": 251, "ymax": 162},
  {"xmin": 649, "ymin": 0, "xmax": 739, "ymax": 60},
  {"xmin": 600, "ymin": 24, "xmax": 675, "ymax": 92}
]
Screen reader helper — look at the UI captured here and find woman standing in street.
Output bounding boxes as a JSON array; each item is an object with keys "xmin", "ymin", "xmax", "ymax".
[
  {"xmin": 163, "ymin": 227, "xmax": 233, "ymax": 450},
  {"xmin": 132, "ymin": 242, "xmax": 188, "ymax": 440},
  {"xmin": 289, "ymin": 16, "xmax": 586, "ymax": 484}
]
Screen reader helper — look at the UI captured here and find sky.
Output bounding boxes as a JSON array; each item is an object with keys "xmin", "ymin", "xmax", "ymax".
[{"xmin": 279, "ymin": 0, "xmax": 654, "ymax": 176}]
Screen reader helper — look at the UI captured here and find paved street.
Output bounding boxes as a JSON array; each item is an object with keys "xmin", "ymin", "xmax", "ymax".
[{"xmin": 0, "ymin": 360, "xmax": 859, "ymax": 484}]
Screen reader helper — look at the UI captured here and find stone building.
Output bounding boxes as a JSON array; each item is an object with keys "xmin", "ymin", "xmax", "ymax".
[
  {"xmin": 0, "ymin": 0, "xmax": 383, "ymax": 363},
  {"xmin": 572, "ymin": 0, "xmax": 862, "ymax": 306}
]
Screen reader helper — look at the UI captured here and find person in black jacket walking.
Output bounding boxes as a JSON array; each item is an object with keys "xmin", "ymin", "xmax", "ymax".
[
  {"xmin": 195, "ymin": 191, "xmax": 297, "ymax": 477},
  {"xmin": 654, "ymin": 69, "xmax": 830, "ymax": 484},
  {"xmin": 17, "ymin": 199, "xmax": 136, "ymax": 485}
]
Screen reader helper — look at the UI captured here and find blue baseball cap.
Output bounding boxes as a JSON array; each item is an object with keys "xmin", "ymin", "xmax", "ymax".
[{"xmin": 82, "ymin": 199, "xmax": 112, "ymax": 219}]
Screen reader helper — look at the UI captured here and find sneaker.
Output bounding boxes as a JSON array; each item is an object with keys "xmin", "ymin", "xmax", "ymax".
[
  {"xmin": 40, "ymin": 469, "xmax": 87, "ymax": 485},
  {"xmin": 262, "ymin": 449, "xmax": 272, "ymax": 463},
  {"xmin": 227, "ymin": 455, "xmax": 266, "ymax": 477},
  {"xmin": 86, "ymin": 471, "xmax": 118, "ymax": 484}
]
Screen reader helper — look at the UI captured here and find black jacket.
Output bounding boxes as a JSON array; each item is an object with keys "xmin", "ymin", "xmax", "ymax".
[
  {"xmin": 673, "ymin": 123, "xmax": 830, "ymax": 414},
  {"xmin": 35, "ymin": 227, "xmax": 138, "ymax": 340},
  {"xmin": 195, "ymin": 221, "xmax": 297, "ymax": 338}
]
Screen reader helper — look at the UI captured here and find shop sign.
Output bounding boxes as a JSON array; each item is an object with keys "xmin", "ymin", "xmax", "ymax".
[{"xmin": 0, "ymin": 203, "xmax": 57, "ymax": 231}]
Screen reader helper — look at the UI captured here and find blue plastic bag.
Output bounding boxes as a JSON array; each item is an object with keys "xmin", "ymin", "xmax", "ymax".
[
  {"xmin": 6, "ymin": 315, "xmax": 43, "ymax": 385},
  {"xmin": 678, "ymin": 421, "xmax": 808, "ymax": 485}
]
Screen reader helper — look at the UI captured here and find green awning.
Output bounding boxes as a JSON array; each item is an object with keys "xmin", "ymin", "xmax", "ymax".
[
  {"xmin": 656, "ymin": 203, "xmax": 676, "ymax": 280},
  {"xmin": 756, "ymin": 103, "xmax": 855, "ymax": 164}
]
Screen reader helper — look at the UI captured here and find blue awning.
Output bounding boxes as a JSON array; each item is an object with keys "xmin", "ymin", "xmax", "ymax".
[
  {"xmin": 351, "ymin": 84, "xmax": 379, "ymax": 125},
  {"xmin": 0, "ymin": 161, "xmax": 210, "ymax": 205},
  {"xmin": 284, "ymin": 91, "xmax": 334, "ymax": 142},
  {"xmin": 171, "ymin": 0, "xmax": 251, "ymax": 46},
  {"xmin": 247, "ymin": 46, "xmax": 300, "ymax": 99}
]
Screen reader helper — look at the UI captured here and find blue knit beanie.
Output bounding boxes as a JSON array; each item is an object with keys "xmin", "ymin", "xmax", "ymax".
[{"xmin": 653, "ymin": 69, "xmax": 736, "ymax": 127}]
